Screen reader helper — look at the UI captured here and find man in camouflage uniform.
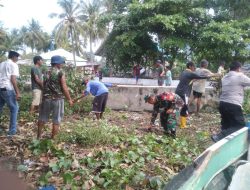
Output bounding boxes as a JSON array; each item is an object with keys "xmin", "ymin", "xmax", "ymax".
[
  {"xmin": 144, "ymin": 92, "xmax": 184, "ymax": 137},
  {"xmin": 37, "ymin": 55, "xmax": 73, "ymax": 139}
]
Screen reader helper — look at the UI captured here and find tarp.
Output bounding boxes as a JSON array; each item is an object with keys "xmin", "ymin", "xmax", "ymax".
[{"xmin": 40, "ymin": 48, "xmax": 89, "ymax": 67}]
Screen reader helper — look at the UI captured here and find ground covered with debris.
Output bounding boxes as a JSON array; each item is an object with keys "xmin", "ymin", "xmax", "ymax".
[{"xmin": 0, "ymin": 108, "xmax": 221, "ymax": 189}]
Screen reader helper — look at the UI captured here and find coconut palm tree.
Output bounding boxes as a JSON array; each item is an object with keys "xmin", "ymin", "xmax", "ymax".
[
  {"xmin": 50, "ymin": 0, "xmax": 85, "ymax": 67},
  {"xmin": 0, "ymin": 28, "xmax": 7, "ymax": 57},
  {"xmin": 21, "ymin": 19, "xmax": 47, "ymax": 53},
  {"xmin": 0, "ymin": 29, "xmax": 20, "ymax": 57},
  {"xmin": 79, "ymin": 0, "xmax": 107, "ymax": 63}
]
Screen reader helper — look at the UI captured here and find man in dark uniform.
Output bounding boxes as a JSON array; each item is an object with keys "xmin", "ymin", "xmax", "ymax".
[{"xmin": 145, "ymin": 92, "xmax": 184, "ymax": 137}]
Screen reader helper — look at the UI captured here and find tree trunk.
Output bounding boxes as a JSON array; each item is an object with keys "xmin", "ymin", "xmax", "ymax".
[
  {"xmin": 89, "ymin": 34, "xmax": 94, "ymax": 74},
  {"xmin": 70, "ymin": 27, "xmax": 77, "ymax": 68}
]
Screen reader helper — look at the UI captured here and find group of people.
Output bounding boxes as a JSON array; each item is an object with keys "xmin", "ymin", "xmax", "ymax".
[
  {"xmin": 145, "ymin": 59, "xmax": 250, "ymax": 141},
  {"xmin": 133, "ymin": 60, "xmax": 172, "ymax": 86},
  {"xmin": 1, "ymin": 51, "xmax": 249, "ymax": 142},
  {"xmin": 0, "ymin": 51, "xmax": 116, "ymax": 139},
  {"xmin": 153, "ymin": 60, "xmax": 172, "ymax": 86}
]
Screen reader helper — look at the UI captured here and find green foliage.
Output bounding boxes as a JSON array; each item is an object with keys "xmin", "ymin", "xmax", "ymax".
[
  {"xmin": 62, "ymin": 69, "xmax": 94, "ymax": 115},
  {"xmin": 100, "ymin": 0, "xmax": 250, "ymax": 73},
  {"xmin": 17, "ymin": 164, "xmax": 28, "ymax": 172},
  {"xmin": 38, "ymin": 171, "xmax": 53, "ymax": 186},
  {"xmin": 195, "ymin": 20, "xmax": 249, "ymax": 64},
  {"xmin": 29, "ymin": 139, "xmax": 54, "ymax": 156},
  {"xmin": 29, "ymin": 139, "xmax": 67, "ymax": 157},
  {"xmin": 243, "ymin": 89, "xmax": 250, "ymax": 114},
  {"xmin": 18, "ymin": 93, "xmax": 32, "ymax": 112},
  {"xmin": 22, "ymin": 117, "xmax": 203, "ymax": 189},
  {"xmin": 65, "ymin": 96, "xmax": 93, "ymax": 115},
  {"xmin": 57, "ymin": 119, "xmax": 126, "ymax": 146},
  {"xmin": 65, "ymin": 69, "xmax": 83, "ymax": 96}
]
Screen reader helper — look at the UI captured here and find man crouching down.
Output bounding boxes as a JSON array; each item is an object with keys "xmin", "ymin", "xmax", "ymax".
[{"xmin": 144, "ymin": 92, "xmax": 184, "ymax": 138}]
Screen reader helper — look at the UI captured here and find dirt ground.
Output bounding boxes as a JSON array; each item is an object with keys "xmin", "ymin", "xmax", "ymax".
[
  {"xmin": 0, "ymin": 108, "xmax": 222, "ymax": 157},
  {"xmin": 0, "ymin": 108, "xmax": 221, "ymax": 189},
  {"xmin": 105, "ymin": 109, "xmax": 221, "ymax": 140}
]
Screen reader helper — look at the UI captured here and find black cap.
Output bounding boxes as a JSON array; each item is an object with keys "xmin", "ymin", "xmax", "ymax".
[
  {"xmin": 229, "ymin": 61, "xmax": 241, "ymax": 71},
  {"xmin": 8, "ymin": 51, "xmax": 20, "ymax": 59},
  {"xmin": 51, "ymin": 55, "xmax": 65, "ymax": 64}
]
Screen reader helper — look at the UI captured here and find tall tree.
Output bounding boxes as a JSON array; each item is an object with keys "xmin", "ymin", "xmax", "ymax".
[
  {"xmin": 0, "ymin": 29, "xmax": 21, "ymax": 57},
  {"xmin": 79, "ymin": 0, "xmax": 107, "ymax": 63},
  {"xmin": 50, "ymin": 0, "xmax": 84, "ymax": 67},
  {"xmin": 21, "ymin": 19, "xmax": 48, "ymax": 53},
  {"xmin": 207, "ymin": 0, "xmax": 250, "ymax": 20},
  {"xmin": 100, "ymin": 0, "xmax": 250, "ymax": 73}
]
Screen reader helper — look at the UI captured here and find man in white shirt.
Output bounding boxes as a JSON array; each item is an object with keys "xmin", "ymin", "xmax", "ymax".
[
  {"xmin": 189, "ymin": 59, "xmax": 217, "ymax": 115},
  {"xmin": 217, "ymin": 61, "xmax": 226, "ymax": 76},
  {"xmin": 0, "ymin": 51, "xmax": 21, "ymax": 136}
]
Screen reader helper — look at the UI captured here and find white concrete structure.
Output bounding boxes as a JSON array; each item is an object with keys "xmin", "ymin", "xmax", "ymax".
[{"xmin": 99, "ymin": 77, "xmax": 217, "ymax": 111}]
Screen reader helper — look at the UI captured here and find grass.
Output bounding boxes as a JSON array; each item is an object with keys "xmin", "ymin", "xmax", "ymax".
[{"xmin": 56, "ymin": 119, "xmax": 128, "ymax": 147}]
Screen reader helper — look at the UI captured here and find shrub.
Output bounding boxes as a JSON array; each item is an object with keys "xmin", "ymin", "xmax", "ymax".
[
  {"xmin": 65, "ymin": 96, "xmax": 93, "ymax": 115},
  {"xmin": 57, "ymin": 119, "xmax": 126, "ymax": 147},
  {"xmin": 243, "ymin": 89, "xmax": 250, "ymax": 114},
  {"xmin": 19, "ymin": 93, "xmax": 32, "ymax": 112}
]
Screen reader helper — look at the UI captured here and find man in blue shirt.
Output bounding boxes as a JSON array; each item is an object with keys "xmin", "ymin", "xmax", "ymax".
[{"xmin": 75, "ymin": 78, "xmax": 116, "ymax": 120}]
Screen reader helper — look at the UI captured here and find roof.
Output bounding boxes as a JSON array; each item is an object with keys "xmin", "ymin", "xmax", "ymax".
[
  {"xmin": 40, "ymin": 48, "xmax": 87, "ymax": 62},
  {"xmin": 40, "ymin": 48, "xmax": 100, "ymax": 67}
]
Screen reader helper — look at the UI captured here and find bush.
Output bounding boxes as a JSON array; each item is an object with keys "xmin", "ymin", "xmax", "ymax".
[
  {"xmin": 65, "ymin": 96, "xmax": 93, "ymax": 115},
  {"xmin": 57, "ymin": 119, "xmax": 126, "ymax": 147},
  {"xmin": 19, "ymin": 92, "xmax": 32, "ymax": 112},
  {"xmin": 243, "ymin": 89, "xmax": 250, "ymax": 114}
]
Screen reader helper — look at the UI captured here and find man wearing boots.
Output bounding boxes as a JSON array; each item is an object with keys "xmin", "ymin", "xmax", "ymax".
[
  {"xmin": 144, "ymin": 92, "xmax": 184, "ymax": 137},
  {"xmin": 37, "ymin": 55, "xmax": 73, "ymax": 139},
  {"xmin": 175, "ymin": 61, "xmax": 210, "ymax": 129}
]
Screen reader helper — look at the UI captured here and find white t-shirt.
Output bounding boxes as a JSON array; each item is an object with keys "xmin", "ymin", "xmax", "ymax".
[
  {"xmin": 192, "ymin": 68, "xmax": 213, "ymax": 93},
  {"xmin": 217, "ymin": 66, "xmax": 225, "ymax": 75},
  {"xmin": 0, "ymin": 59, "xmax": 19, "ymax": 90}
]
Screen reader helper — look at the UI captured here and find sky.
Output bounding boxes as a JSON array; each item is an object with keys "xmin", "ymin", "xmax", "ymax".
[{"xmin": 0, "ymin": 0, "xmax": 62, "ymax": 33}]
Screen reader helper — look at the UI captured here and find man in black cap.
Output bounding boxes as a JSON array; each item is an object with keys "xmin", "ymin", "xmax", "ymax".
[
  {"xmin": 37, "ymin": 55, "xmax": 73, "ymax": 139},
  {"xmin": 211, "ymin": 61, "xmax": 250, "ymax": 142},
  {"xmin": 0, "ymin": 51, "xmax": 21, "ymax": 136}
]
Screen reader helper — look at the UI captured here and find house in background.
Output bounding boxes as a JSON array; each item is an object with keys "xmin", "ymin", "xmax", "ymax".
[{"xmin": 40, "ymin": 48, "xmax": 100, "ymax": 75}]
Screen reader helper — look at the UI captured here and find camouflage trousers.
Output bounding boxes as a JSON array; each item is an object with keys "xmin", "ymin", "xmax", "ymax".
[{"xmin": 160, "ymin": 111, "xmax": 177, "ymax": 132}]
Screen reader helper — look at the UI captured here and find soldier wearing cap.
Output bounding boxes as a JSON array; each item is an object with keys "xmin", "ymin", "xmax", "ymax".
[
  {"xmin": 37, "ymin": 55, "xmax": 73, "ymax": 139},
  {"xmin": 144, "ymin": 92, "xmax": 184, "ymax": 137},
  {"xmin": 0, "ymin": 51, "xmax": 21, "ymax": 136}
]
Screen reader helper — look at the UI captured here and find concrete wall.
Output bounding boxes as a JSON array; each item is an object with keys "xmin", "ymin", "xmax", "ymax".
[{"xmin": 106, "ymin": 83, "xmax": 219, "ymax": 111}]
